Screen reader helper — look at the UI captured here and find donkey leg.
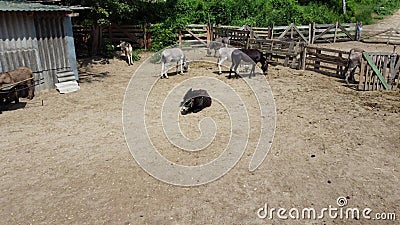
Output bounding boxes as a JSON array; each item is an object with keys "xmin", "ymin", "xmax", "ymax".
[
  {"xmin": 249, "ymin": 64, "xmax": 256, "ymax": 78},
  {"xmin": 13, "ymin": 88, "xmax": 19, "ymax": 103},
  {"xmin": 180, "ymin": 60, "xmax": 184, "ymax": 75},
  {"xmin": 234, "ymin": 63, "xmax": 240, "ymax": 79},
  {"xmin": 229, "ymin": 62, "xmax": 235, "ymax": 79},
  {"xmin": 27, "ymin": 80, "xmax": 34, "ymax": 100},
  {"xmin": 161, "ymin": 62, "xmax": 168, "ymax": 79},
  {"xmin": 218, "ymin": 57, "xmax": 225, "ymax": 74}
]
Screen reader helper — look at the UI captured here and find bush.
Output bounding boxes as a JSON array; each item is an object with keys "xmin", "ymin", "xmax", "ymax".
[
  {"xmin": 131, "ymin": 49, "xmax": 141, "ymax": 62},
  {"xmin": 149, "ymin": 23, "xmax": 177, "ymax": 52},
  {"xmin": 101, "ymin": 38, "xmax": 115, "ymax": 58}
]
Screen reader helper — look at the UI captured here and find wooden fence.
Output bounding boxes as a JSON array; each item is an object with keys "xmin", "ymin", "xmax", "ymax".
[
  {"xmin": 179, "ymin": 24, "xmax": 209, "ymax": 47},
  {"xmin": 102, "ymin": 23, "xmax": 150, "ymax": 49},
  {"xmin": 312, "ymin": 22, "xmax": 356, "ymax": 43},
  {"xmin": 304, "ymin": 46, "xmax": 349, "ymax": 77},
  {"xmin": 358, "ymin": 52, "xmax": 400, "ymax": 91},
  {"xmin": 361, "ymin": 28, "xmax": 400, "ymax": 45},
  {"xmin": 270, "ymin": 23, "xmax": 312, "ymax": 43},
  {"xmin": 248, "ymin": 39, "xmax": 305, "ymax": 69},
  {"xmin": 72, "ymin": 23, "xmax": 150, "ymax": 57},
  {"xmin": 178, "ymin": 22, "xmax": 356, "ymax": 46},
  {"xmin": 212, "ymin": 26, "xmax": 251, "ymax": 48}
]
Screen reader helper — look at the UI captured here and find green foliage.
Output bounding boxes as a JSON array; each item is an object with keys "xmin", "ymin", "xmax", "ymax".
[
  {"xmin": 347, "ymin": 0, "xmax": 400, "ymax": 24},
  {"xmin": 63, "ymin": 0, "xmax": 400, "ymax": 50},
  {"xmin": 101, "ymin": 38, "xmax": 115, "ymax": 58},
  {"xmin": 150, "ymin": 52, "xmax": 162, "ymax": 64},
  {"xmin": 131, "ymin": 49, "xmax": 141, "ymax": 62},
  {"xmin": 149, "ymin": 23, "xmax": 177, "ymax": 51}
]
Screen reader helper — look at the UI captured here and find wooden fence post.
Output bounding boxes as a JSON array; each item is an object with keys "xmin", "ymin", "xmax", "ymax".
[
  {"xmin": 271, "ymin": 24, "xmax": 274, "ymax": 39},
  {"xmin": 315, "ymin": 49, "xmax": 321, "ymax": 70},
  {"xmin": 301, "ymin": 43, "xmax": 307, "ymax": 70},
  {"xmin": 207, "ymin": 23, "xmax": 212, "ymax": 43},
  {"xmin": 290, "ymin": 23, "xmax": 294, "ymax": 39},
  {"xmin": 91, "ymin": 21, "xmax": 100, "ymax": 56},
  {"xmin": 334, "ymin": 21, "xmax": 339, "ymax": 43},
  {"xmin": 358, "ymin": 57, "xmax": 366, "ymax": 90},
  {"xmin": 178, "ymin": 29, "xmax": 182, "ymax": 46},
  {"xmin": 108, "ymin": 24, "xmax": 113, "ymax": 43},
  {"xmin": 337, "ymin": 52, "xmax": 342, "ymax": 76},
  {"xmin": 143, "ymin": 24, "xmax": 147, "ymax": 50},
  {"xmin": 312, "ymin": 22, "xmax": 315, "ymax": 44}
]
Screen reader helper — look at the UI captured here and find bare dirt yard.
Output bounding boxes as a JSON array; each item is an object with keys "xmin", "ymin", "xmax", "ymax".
[{"xmin": 1, "ymin": 13, "xmax": 400, "ymax": 225}]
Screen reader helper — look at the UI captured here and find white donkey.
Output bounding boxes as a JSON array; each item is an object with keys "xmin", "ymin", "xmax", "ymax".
[
  {"xmin": 217, "ymin": 47, "xmax": 238, "ymax": 74},
  {"xmin": 117, "ymin": 41, "xmax": 133, "ymax": 65},
  {"xmin": 160, "ymin": 48, "xmax": 188, "ymax": 79},
  {"xmin": 207, "ymin": 37, "xmax": 230, "ymax": 57}
]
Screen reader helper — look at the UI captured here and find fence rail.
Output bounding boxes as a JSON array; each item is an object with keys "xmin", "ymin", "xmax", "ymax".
[
  {"xmin": 362, "ymin": 28, "xmax": 400, "ymax": 44},
  {"xmin": 304, "ymin": 46, "xmax": 349, "ymax": 77},
  {"xmin": 312, "ymin": 22, "xmax": 356, "ymax": 43},
  {"xmin": 180, "ymin": 22, "xmax": 357, "ymax": 46},
  {"xmin": 248, "ymin": 39, "xmax": 305, "ymax": 69}
]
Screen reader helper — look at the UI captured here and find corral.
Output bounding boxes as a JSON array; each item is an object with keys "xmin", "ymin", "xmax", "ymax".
[{"xmin": 1, "ymin": 8, "xmax": 400, "ymax": 225}]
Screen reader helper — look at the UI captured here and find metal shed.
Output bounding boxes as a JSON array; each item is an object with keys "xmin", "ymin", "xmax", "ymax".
[{"xmin": 0, "ymin": 0, "xmax": 78, "ymax": 92}]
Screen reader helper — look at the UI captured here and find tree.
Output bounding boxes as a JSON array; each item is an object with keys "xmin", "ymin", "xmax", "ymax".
[{"xmin": 343, "ymin": 0, "xmax": 347, "ymax": 14}]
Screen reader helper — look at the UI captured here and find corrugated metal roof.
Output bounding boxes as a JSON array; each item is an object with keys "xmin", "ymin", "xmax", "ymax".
[{"xmin": 0, "ymin": 0, "xmax": 71, "ymax": 12}]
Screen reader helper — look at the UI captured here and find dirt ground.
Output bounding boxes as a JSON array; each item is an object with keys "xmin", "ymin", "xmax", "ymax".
[{"xmin": 1, "ymin": 15, "xmax": 400, "ymax": 225}]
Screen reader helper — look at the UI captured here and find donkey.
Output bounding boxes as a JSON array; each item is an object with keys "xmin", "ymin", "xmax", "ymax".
[
  {"xmin": 345, "ymin": 48, "xmax": 364, "ymax": 84},
  {"xmin": 160, "ymin": 48, "xmax": 188, "ymax": 79},
  {"xmin": 207, "ymin": 37, "xmax": 230, "ymax": 57},
  {"xmin": 229, "ymin": 49, "xmax": 268, "ymax": 79},
  {"xmin": 180, "ymin": 88, "xmax": 212, "ymax": 115},
  {"xmin": 217, "ymin": 47, "xmax": 238, "ymax": 74},
  {"xmin": 117, "ymin": 41, "xmax": 133, "ymax": 65},
  {"xmin": 0, "ymin": 66, "xmax": 34, "ymax": 100}
]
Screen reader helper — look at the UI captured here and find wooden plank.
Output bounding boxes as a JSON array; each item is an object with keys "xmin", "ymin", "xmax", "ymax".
[
  {"xmin": 358, "ymin": 58, "xmax": 366, "ymax": 90},
  {"xmin": 111, "ymin": 23, "xmax": 140, "ymax": 44},
  {"xmin": 334, "ymin": 22, "xmax": 338, "ymax": 43},
  {"xmin": 306, "ymin": 57, "xmax": 347, "ymax": 68},
  {"xmin": 380, "ymin": 56, "xmax": 388, "ymax": 88},
  {"xmin": 337, "ymin": 23, "xmax": 355, "ymax": 40},
  {"xmin": 314, "ymin": 24, "xmax": 335, "ymax": 41},
  {"xmin": 363, "ymin": 52, "xmax": 389, "ymax": 89},
  {"xmin": 293, "ymin": 24, "xmax": 309, "ymax": 43},
  {"xmin": 185, "ymin": 29, "xmax": 208, "ymax": 46},
  {"xmin": 283, "ymin": 42, "xmax": 294, "ymax": 66},
  {"xmin": 306, "ymin": 52, "xmax": 348, "ymax": 65},
  {"xmin": 307, "ymin": 46, "xmax": 349, "ymax": 54}
]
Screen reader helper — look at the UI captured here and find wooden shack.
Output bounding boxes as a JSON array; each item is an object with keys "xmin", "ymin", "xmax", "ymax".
[{"xmin": 0, "ymin": 0, "xmax": 78, "ymax": 92}]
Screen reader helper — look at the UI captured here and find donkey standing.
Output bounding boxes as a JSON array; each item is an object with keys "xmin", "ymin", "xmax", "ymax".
[
  {"xmin": 117, "ymin": 41, "xmax": 133, "ymax": 65},
  {"xmin": 160, "ymin": 48, "xmax": 189, "ymax": 79},
  {"xmin": 207, "ymin": 37, "xmax": 230, "ymax": 57},
  {"xmin": 229, "ymin": 49, "xmax": 268, "ymax": 79}
]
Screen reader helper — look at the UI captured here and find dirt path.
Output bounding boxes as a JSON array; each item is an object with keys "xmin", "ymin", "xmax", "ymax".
[{"xmin": 364, "ymin": 9, "xmax": 400, "ymax": 30}]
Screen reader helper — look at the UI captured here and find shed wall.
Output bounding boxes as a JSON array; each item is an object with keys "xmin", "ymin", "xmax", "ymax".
[{"xmin": 0, "ymin": 11, "xmax": 76, "ymax": 91}]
